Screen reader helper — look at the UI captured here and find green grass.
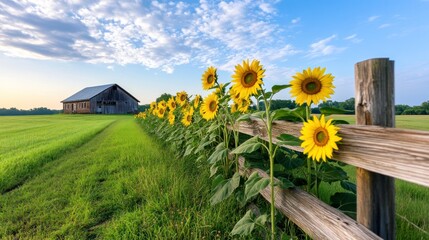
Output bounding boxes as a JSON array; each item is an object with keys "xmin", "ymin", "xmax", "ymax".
[
  {"xmin": 319, "ymin": 115, "xmax": 429, "ymax": 239},
  {"xmin": 0, "ymin": 115, "xmax": 244, "ymax": 239},
  {"xmin": 0, "ymin": 115, "xmax": 117, "ymax": 193},
  {"xmin": 331, "ymin": 114, "xmax": 429, "ymax": 131}
]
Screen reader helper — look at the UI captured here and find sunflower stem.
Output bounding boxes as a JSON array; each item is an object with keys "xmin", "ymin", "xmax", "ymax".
[
  {"xmin": 305, "ymin": 105, "xmax": 312, "ymax": 193},
  {"xmin": 261, "ymin": 89, "xmax": 275, "ymax": 240}
]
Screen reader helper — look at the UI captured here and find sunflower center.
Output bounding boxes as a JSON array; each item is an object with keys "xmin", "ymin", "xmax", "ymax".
[
  {"xmin": 159, "ymin": 108, "xmax": 164, "ymax": 114},
  {"xmin": 313, "ymin": 127, "xmax": 329, "ymax": 146},
  {"xmin": 171, "ymin": 102, "xmax": 176, "ymax": 108},
  {"xmin": 302, "ymin": 78, "xmax": 322, "ymax": 94},
  {"xmin": 180, "ymin": 95, "xmax": 186, "ymax": 101},
  {"xmin": 187, "ymin": 115, "xmax": 192, "ymax": 122},
  {"xmin": 207, "ymin": 75, "xmax": 214, "ymax": 84},
  {"xmin": 209, "ymin": 101, "xmax": 217, "ymax": 112},
  {"xmin": 241, "ymin": 71, "xmax": 258, "ymax": 88}
]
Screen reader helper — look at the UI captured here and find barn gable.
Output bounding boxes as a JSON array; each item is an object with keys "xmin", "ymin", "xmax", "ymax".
[{"xmin": 62, "ymin": 84, "xmax": 139, "ymax": 114}]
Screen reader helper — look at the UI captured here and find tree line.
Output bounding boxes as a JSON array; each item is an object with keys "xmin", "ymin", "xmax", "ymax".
[
  {"xmin": 0, "ymin": 107, "xmax": 61, "ymax": 116},
  {"xmin": 139, "ymin": 95, "xmax": 429, "ymax": 115}
]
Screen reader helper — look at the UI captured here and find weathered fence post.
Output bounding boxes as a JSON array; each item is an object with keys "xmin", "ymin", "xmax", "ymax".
[{"xmin": 355, "ymin": 58, "xmax": 395, "ymax": 239}]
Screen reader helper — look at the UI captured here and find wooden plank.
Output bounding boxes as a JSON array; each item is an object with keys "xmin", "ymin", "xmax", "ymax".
[
  {"xmin": 355, "ymin": 58, "xmax": 395, "ymax": 239},
  {"xmin": 233, "ymin": 119, "xmax": 429, "ymax": 187},
  {"xmin": 238, "ymin": 157, "xmax": 381, "ymax": 240}
]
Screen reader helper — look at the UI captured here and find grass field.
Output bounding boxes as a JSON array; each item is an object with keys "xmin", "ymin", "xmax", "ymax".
[
  {"xmin": 0, "ymin": 114, "xmax": 428, "ymax": 239},
  {"xmin": 319, "ymin": 114, "xmax": 429, "ymax": 239},
  {"xmin": 0, "ymin": 115, "xmax": 245, "ymax": 239}
]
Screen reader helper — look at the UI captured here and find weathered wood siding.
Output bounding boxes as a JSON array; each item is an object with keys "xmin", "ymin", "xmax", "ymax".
[
  {"xmin": 89, "ymin": 86, "xmax": 138, "ymax": 114},
  {"xmin": 63, "ymin": 101, "xmax": 90, "ymax": 114}
]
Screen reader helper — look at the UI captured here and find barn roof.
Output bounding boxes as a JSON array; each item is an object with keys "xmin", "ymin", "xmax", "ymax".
[{"xmin": 61, "ymin": 84, "xmax": 139, "ymax": 103}]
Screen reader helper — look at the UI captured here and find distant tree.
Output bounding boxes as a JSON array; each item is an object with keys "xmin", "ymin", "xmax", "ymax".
[
  {"xmin": 138, "ymin": 104, "xmax": 150, "ymax": 112},
  {"xmin": 259, "ymin": 99, "xmax": 297, "ymax": 110},
  {"xmin": 402, "ymin": 107, "xmax": 427, "ymax": 115},
  {"xmin": 156, "ymin": 93, "xmax": 172, "ymax": 102},
  {"xmin": 0, "ymin": 107, "xmax": 60, "ymax": 116},
  {"xmin": 421, "ymin": 100, "xmax": 429, "ymax": 111},
  {"xmin": 395, "ymin": 104, "xmax": 411, "ymax": 115},
  {"xmin": 339, "ymin": 98, "xmax": 355, "ymax": 111}
]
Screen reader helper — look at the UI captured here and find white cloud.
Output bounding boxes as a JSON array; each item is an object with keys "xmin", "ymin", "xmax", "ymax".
[
  {"xmin": 368, "ymin": 15, "xmax": 379, "ymax": 22},
  {"xmin": 379, "ymin": 23, "xmax": 391, "ymax": 29},
  {"xmin": 259, "ymin": 3, "xmax": 275, "ymax": 14},
  {"xmin": 0, "ymin": 0, "xmax": 295, "ymax": 74},
  {"xmin": 291, "ymin": 17, "xmax": 300, "ymax": 24},
  {"xmin": 344, "ymin": 34, "xmax": 362, "ymax": 43},
  {"xmin": 307, "ymin": 35, "xmax": 345, "ymax": 58}
]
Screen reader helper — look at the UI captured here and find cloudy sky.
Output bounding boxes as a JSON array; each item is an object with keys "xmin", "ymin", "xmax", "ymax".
[{"xmin": 0, "ymin": 0, "xmax": 428, "ymax": 109}]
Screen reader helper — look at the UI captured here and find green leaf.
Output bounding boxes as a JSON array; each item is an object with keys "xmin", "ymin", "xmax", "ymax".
[
  {"xmin": 276, "ymin": 133, "xmax": 302, "ymax": 146},
  {"xmin": 330, "ymin": 192, "xmax": 356, "ymax": 218},
  {"xmin": 210, "ymin": 164, "xmax": 219, "ymax": 178},
  {"xmin": 231, "ymin": 136, "xmax": 262, "ymax": 155},
  {"xmin": 207, "ymin": 143, "xmax": 228, "ymax": 164},
  {"xmin": 263, "ymin": 91, "xmax": 273, "ymax": 99},
  {"xmin": 196, "ymin": 140, "xmax": 212, "ymax": 153},
  {"xmin": 183, "ymin": 145, "xmax": 194, "ymax": 157},
  {"xmin": 236, "ymin": 113, "xmax": 251, "ymax": 122},
  {"xmin": 231, "ymin": 210, "xmax": 268, "ymax": 236},
  {"xmin": 211, "ymin": 174, "xmax": 225, "ymax": 188},
  {"xmin": 318, "ymin": 163, "xmax": 348, "ymax": 183},
  {"xmin": 272, "ymin": 84, "xmax": 292, "ymax": 94},
  {"xmin": 210, "ymin": 172, "xmax": 241, "ymax": 205},
  {"xmin": 207, "ymin": 123, "xmax": 219, "ymax": 132},
  {"xmin": 251, "ymin": 111, "xmax": 265, "ymax": 119},
  {"xmin": 273, "ymin": 164, "xmax": 285, "ymax": 173},
  {"xmin": 244, "ymin": 172, "xmax": 270, "ymax": 201},
  {"xmin": 271, "ymin": 108, "xmax": 292, "ymax": 121},
  {"xmin": 278, "ymin": 177, "xmax": 295, "ymax": 189},
  {"xmin": 340, "ymin": 181, "xmax": 357, "ymax": 194},
  {"xmin": 331, "ymin": 119, "xmax": 350, "ymax": 125},
  {"xmin": 319, "ymin": 107, "xmax": 353, "ymax": 116}
]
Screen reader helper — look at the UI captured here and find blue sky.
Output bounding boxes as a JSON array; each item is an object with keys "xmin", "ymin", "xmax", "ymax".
[{"xmin": 0, "ymin": 0, "xmax": 428, "ymax": 109}]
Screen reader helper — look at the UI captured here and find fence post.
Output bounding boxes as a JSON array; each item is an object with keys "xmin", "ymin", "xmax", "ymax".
[{"xmin": 354, "ymin": 58, "xmax": 395, "ymax": 239}]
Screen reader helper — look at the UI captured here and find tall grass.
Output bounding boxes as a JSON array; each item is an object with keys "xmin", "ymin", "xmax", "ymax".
[
  {"xmin": 0, "ymin": 115, "xmax": 117, "ymax": 192},
  {"xmin": 0, "ymin": 116, "xmax": 245, "ymax": 239}
]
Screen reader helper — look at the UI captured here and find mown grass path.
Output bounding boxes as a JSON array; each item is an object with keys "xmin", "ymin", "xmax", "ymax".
[{"xmin": 0, "ymin": 117, "xmax": 243, "ymax": 239}]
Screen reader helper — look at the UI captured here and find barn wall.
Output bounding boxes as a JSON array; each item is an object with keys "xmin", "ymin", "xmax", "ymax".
[
  {"xmin": 90, "ymin": 86, "xmax": 138, "ymax": 114},
  {"xmin": 63, "ymin": 101, "xmax": 90, "ymax": 114}
]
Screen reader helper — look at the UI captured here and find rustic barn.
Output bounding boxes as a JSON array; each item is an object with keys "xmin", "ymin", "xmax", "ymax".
[{"xmin": 61, "ymin": 84, "xmax": 139, "ymax": 114}]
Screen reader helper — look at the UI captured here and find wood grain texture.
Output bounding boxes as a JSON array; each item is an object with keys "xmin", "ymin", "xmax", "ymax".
[
  {"xmin": 233, "ymin": 119, "xmax": 429, "ymax": 187},
  {"xmin": 238, "ymin": 157, "xmax": 381, "ymax": 240},
  {"xmin": 355, "ymin": 58, "xmax": 395, "ymax": 240}
]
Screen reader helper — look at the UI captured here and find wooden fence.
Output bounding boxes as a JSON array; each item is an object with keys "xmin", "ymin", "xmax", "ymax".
[{"xmin": 233, "ymin": 58, "xmax": 429, "ymax": 240}]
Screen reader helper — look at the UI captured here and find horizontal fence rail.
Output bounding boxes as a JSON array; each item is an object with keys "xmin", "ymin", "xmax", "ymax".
[
  {"xmin": 233, "ymin": 118, "xmax": 429, "ymax": 187},
  {"xmin": 237, "ymin": 157, "xmax": 382, "ymax": 240}
]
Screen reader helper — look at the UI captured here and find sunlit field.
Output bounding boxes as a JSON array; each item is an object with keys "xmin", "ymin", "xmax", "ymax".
[
  {"xmin": 0, "ymin": 115, "xmax": 246, "ymax": 239},
  {"xmin": 0, "ymin": 114, "xmax": 428, "ymax": 239}
]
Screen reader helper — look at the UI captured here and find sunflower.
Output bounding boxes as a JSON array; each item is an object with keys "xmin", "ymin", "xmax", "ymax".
[
  {"xmin": 290, "ymin": 67, "xmax": 335, "ymax": 106},
  {"xmin": 230, "ymin": 103, "xmax": 238, "ymax": 113},
  {"xmin": 181, "ymin": 107, "xmax": 194, "ymax": 127},
  {"xmin": 157, "ymin": 106, "xmax": 166, "ymax": 118},
  {"xmin": 229, "ymin": 87, "xmax": 242, "ymax": 103},
  {"xmin": 231, "ymin": 59, "xmax": 265, "ymax": 99},
  {"xmin": 168, "ymin": 111, "xmax": 175, "ymax": 125},
  {"xmin": 167, "ymin": 97, "xmax": 177, "ymax": 111},
  {"xmin": 299, "ymin": 115, "xmax": 342, "ymax": 162},
  {"xmin": 215, "ymin": 83, "xmax": 225, "ymax": 96},
  {"xmin": 193, "ymin": 94, "xmax": 201, "ymax": 109},
  {"xmin": 158, "ymin": 101, "xmax": 167, "ymax": 109},
  {"xmin": 176, "ymin": 91, "xmax": 188, "ymax": 106},
  {"xmin": 237, "ymin": 98, "xmax": 251, "ymax": 113},
  {"xmin": 201, "ymin": 93, "xmax": 219, "ymax": 120},
  {"xmin": 201, "ymin": 66, "xmax": 217, "ymax": 90}
]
